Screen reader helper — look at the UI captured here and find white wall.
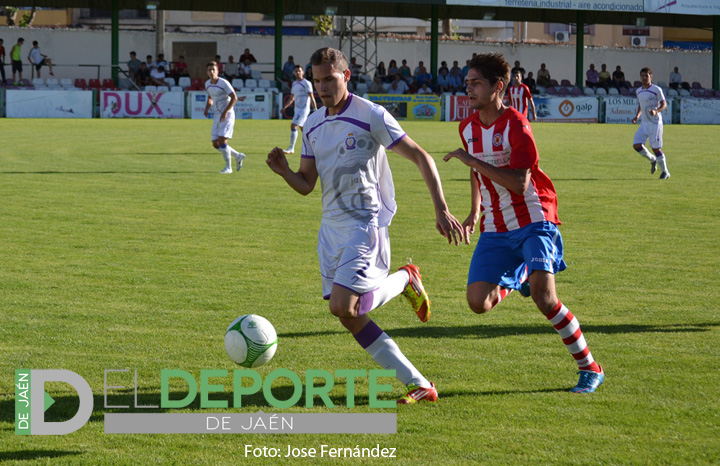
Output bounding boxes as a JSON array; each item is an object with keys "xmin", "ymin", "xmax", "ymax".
[{"xmin": 0, "ymin": 28, "xmax": 712, "ymax": 87}]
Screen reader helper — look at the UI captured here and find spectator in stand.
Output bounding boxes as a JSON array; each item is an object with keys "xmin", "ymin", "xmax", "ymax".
[
  {"xmin": 599, "ymin": 64, "xmax": 611, "ymax": 91},
  {"xmin": 387, "ymin": 74, "xmax": 409, "ymax": 94},
  {"xmin": 399, "ymin": 59, "xmax": 412, "ymax": 84},
  {"xmin": 461, "ymin": 59, "xmax": 470, "ymax": 80},
  {"xmin": 173, "ymin": 56, "xmax": 189, "ymax": 79},
  {"xmin": 374, "ymin": 61, "xmax": 387, "ymax": 83},
  {"xmin": 669, "ymin": 66, "xmax": 682, "ymax": 90},
  {"xmin": 349, "ymin": 57, "xmax": 362, "ymax": 89},
  {"xmin": 156, "ymin": 53, "xmax": 168, "ymax": 71},
  {"xmin": 612, "ymin": 65, "xmax": 627, "ymax": 90},
  {"xmin": 536, "ymin": 63, "xmax": 551, "ymax": 88},
  {"xmin": 387, "ymin": 59, "xmax": 399, "ymax": 83},
  {"xmin": 149, "ymin": 65, "xmax": 167, "ymax": 86},
  {"xmin": 414, "ymin": 65, "xmax": 432, "ymax": 89},
  {"xmin": 304, "ymin": 62, "xmax": 313, "ymax": 82},
  {"xmin": 413, "ymin": 60, "xmax": 425, "ymax": 79},
  {"xmin": 523, "ymin": 71, "xmax": 537, "ymax": 94},
  {"xmin": 214, "ymin": 55, "xmax": 224, "ymax": 76},
  {"xmin": 136, "ymin": 62, "xmax": 150, "ymax": 87},
  {"xmin": 0, "ymin": 38, "xmax": 5, "ymax": 84},
  {"xmin": 145, "ymin": 55, "xmax": 156, "ymax": 71},
  {"xmin": 510, "ymin": 60, "xmax": 525, "ymax": 79},
  {"xmin": 438, "ymin": 60, "xmax": 449, "ymax": 75},
  {"xmin": 449, "ymin": 67, "xmax": 463, "ymax": 93},
  {"xmin": 239, "ymin": 48, "xmax": 257, "ymax": 65},
  {"xmin": 224, "ymin": 55, "xmax": 239, "ymax": 80},
  {"xmin": 450, "ymin": 60, "xmax": 461, "ymax": 77},
  {"xmin": 585, "ymin": 63, "xmax": 600, "ymax": 89},
  {"xmin": 239, "ymin": 58, "xmax": 253, "ymax": 80},
  {"xmin": 417, "ymin": 82, "xmax": 433, "ymax": 95},
  {"xmin": 10, "ymin": 38, "xmax": 24, "ymax": 85},
  {"xmin": 436, "ymin": 68, "xmax": 451, "ymax": 93},
  {"xmin": 368, "ymin": 75, "xmax": 384, "ymax": 94},
  {"xmin": 28, "ymin": 40, "xmax": 54, "ymax": 78},
  {"xmin": 127, "ymin": 51, "xmax": 142, "ymax": 81},
  {"xmin": 282, "ymin": 55, "xmax": 296, "ymax": 82}
]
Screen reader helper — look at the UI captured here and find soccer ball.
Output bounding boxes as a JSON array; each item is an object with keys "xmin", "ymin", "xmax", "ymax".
[{"xmin": 224, "ymin": 314, "xmax": 277, "ymax": 368}]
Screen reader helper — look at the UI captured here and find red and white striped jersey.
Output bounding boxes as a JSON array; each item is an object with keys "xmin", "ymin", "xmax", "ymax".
[
  {"xmin": 459, "ymin": 107, "xmax": 560, "ymax": 233},
  {"xmin": 507, "ymin": 84, "xmax": 532, "ymax": 117}
]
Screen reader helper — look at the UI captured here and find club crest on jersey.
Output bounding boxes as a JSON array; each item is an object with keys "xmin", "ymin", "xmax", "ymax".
[
  {"xmin": 492, "ymin": 133, "xmax": 503, "ymax": 147},
  {"xmin": 345, "ymin": 133, "xmax": 357, "ymax": 150}
]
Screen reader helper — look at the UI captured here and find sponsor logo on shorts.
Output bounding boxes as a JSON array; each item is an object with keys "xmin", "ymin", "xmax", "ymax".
[{"xmin": 531, "ymin": 257, "xmax": 549, "ymax": 263}]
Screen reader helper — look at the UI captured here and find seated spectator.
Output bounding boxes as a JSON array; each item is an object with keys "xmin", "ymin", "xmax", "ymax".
[
  {"xmin": 438, "ymin": 60, "xmax": 448, "ymax": 75},
  {"xmin": 449, "ymin": 67, "xmax": 463, "ymax": 93},
  {"xmin": 436, "ymin": 68, "xmax": 451, "ymax": 93},
  {"xmin": 417, "ymin": 82, "xmax": 433, "ymax": 95},
  {"xmin": 511, "ymin": 60, "xmax": 525, "ymax": 79},
  {"xmin": 669, "ymin": 66, "xmax": 682, "ymax": 89},
  {"xmin": 239, "ymin": 48, "xmax": 257, "ymax": 64},
  {"xmin": 537, "ymin": 63, "xmax": 552, "ymax": 87},
  {"xmin": 127, "ymin": 51, "xmax": 142, "ymax": 81},
  {"xmin": 145, "ymin": 55, "xmax": 156, "ymax": 71},
  {"xmin": 282, "ymin": 55, "xmax": 295, "ymax": 82},
  {"xmin": 450, "ymin": 60, "xmax": 461, "ymax": 77},
  {"xmin": 523, "ymin": 71, "xmax": 537, "ymax": 94},
  {"xmin": 239, "ymin": 58, "xmax": 253, "ymax": 80},
  {"xmin": 304, "ymin": 63, "xmax": 313, "ymax": 82},
  {"xmin": 173, "ymin": 56, "xmax": 190, "ymax": 79},
  {"xmin": 414, "ymin": 65, "xmax": 432, "ymax": 88},
  {"xmin": 612, "ymin": 65, "xmax": 627, "ymax": 90},
  {"xmin": 156, "ymin": 54, "xmax": 168, "ymax": 71},
  {"xmin": 413, "ymin": 61, "xmax": 425, "ymax": 81},
  {"xmin": 586, "ymin": 63, "xmax": 599, "ymax": 89},
  {"xmin": 214, "ymin": 55, "xmax": 224, "ymax": 76},
  {"xmin": 387, "ymin": 59, "xmax": 399, "ymax": 83},
  {"xmin": 374, "ymin": 61, "xmax": 387, "ymax": 82},
  {"xmin": 135, "ymin": 62, "xmax": 150, "ymax": 87},
  {"xmin": 368, "ymin": 76, "xmax": 384, "ymax": 94},
  {"xmin": 598, "ymin": 64, "xmax": 611, "ymax": 90},
  {"xmin": 224, "ymin": 55, "xmax": 239, "ymax": 79},
  {"xmin": 349, "ymin": 57, "xmax": 362, "ymax": 88},
  {"xmin": 399, "ymin": 59, "xmax": 412, "ymax": 83},
  {"xmin": 461, "ymin": 59, "xmax": 470, "ymax": 80},
  {"xmin": 387, "ymin": 74, "xmax": 408, "ymax": 94},
  {"xmin": 149, "ymin": 65, "xmax": 166, "ymax": 86}
]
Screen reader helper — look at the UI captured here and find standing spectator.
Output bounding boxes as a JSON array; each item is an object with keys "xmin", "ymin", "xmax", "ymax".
[
  {"xmin": 239, "ymin": 48, "xmax": 257, "ymax": 65},
  {"xmin": 224, "ymin": 55, "xmax": 239, "ymax": 80},
  {"xmin": 449, "ymin": 67, "xmax": 463, "ymax": 93},
  {"xmin": 173, "ymin": 55, "xmax": 189, "ymax": 79},
  {"xmin": 127, "ymin": 51, "xmax": 142, "ymax": 81},
  {"xmin": 585, "ymin": 63, "xmax": 599, "ymax": 89},
  {"xmin": 0, "ymin": 38, "xmax": 6, "ymax": 84},
  {"xmin": 239, "ymin": 58, "xmax": 253, "ymax": 80},
  {"xmin": 522, "ymin": 71, "xmax": 537, "ymax": 94},
  {"xmin": 399, "ymin": 59, "xmax": 412, "ymax": 84},
  {"xmin": 598, "ymin": 64, "xmax": 611, "ymax": 91},
  {"xmin": 282, "ymin": 55, "xmax": 296, "ymax": 82},
  {"xmin": 28, "ymin": 40, "xmax": 54, "ymax": 78},
  {"xmin": 10, "ymin": 38, "xmax": 24, "ymax": 84},
  {"xmin": 668, "ymin": 66, "xmax": 682, "ymax": 90},
  {"xmin": 510, "ymin": 60, "xmax": 525, "ymax": 79},
  {"xmin": 387, "ymin": 59, "xmax": 399, "ymax": 83},
  {"xmin": 374, "ymin": 61, "xmax": 387, "ymax": 82},
  {"xmin": 436, "ymin": 68, "xmax": 451, "ymax": 93},
  {"xmin": 536, "ymin": 63, "xmax": 551, "ymax": 88},
  {"xmin": 612, "ymin": 65, "xmax": 626, "ymax": 90}
]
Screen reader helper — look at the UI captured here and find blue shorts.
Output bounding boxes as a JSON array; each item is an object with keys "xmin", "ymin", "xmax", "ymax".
[{"xmin": 467, "ymin": 221, "xmax": 567, "ymax": 290}]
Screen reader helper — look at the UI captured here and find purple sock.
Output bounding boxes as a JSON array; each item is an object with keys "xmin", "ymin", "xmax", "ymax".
[
  {"xmin": 654, "ymin": 149, "xmax": 664, "ymax": 157},
  {"xmin": 353, "ymin": 320, "xmax": 383, "ymax": 349},
  {"xmin": 357, "ymin": 290, "xmax": 375, "ymax": 316}
]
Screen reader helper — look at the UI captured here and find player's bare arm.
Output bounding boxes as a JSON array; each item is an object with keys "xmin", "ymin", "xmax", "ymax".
[
  {"xmin": 282, "ymin": 94, "xmax": 295, "ymax": 112},
  {"xmin": 204, "ymin": 97, "xmax": 213, "ymax": 118},
  {"xmin": 461, "ymin": 168, "xmax": 481, "ymax": 244},
  {"xmin": 632, "ymin": 104, "xmax": 641, "ymax": 124},
  {"xmin": 266, "ymin": 147, "xmax": 318, "ymax": 195},
  {"xmin": 443, "ymin": 148, "xmax": 530, "ymax": 195},
  {"xmin": 391, "ymin": 136, "xmax": 465, "ymax": 245},
  {"xmin": 221, "ymin": 92, "xmax": 237, "ymax": 121}
]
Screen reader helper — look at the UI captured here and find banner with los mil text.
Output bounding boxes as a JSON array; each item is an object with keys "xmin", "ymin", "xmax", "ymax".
[
  {"xmin": 100, "ymin": 91, "xmax": 184, "ymax": 118},
  {"xmin": 188, "ymin": 91, "xmax": 273, "ymax": 120},
  {"xmin": 6, "ymin": 90, "xmax": 93, "ymax": 118},
  {"xmin": 366, "ymin": 94, "xmax": 441, "ymax": 121},
  {"xmin": 604, "ymin": 96, "xmax": 673, "ymax": 124}
]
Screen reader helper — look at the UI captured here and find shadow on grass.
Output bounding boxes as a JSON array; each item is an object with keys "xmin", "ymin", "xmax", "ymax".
[
  {"xmin": 0, "ymin": 171, "xmax": 198, "ymax": 175},
  {"xmin": 0, "ymin": 450, "xmax": 83, "ymax": 461}
]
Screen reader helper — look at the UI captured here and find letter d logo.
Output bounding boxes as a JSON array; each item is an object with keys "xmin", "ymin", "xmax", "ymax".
[{"xmin": 15, "ymin": 369, "xmax": 93, "ymax": 435}]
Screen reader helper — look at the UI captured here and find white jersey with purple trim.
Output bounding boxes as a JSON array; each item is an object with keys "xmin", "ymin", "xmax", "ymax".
[
  {"xmin": 636, "ymin": 84, "xmax": 665, "ymax": 125},
  {"xmin": 301, "ymin": 93, "xmax": 405, "ymax": 228},
  {"xmin": 204, "ymin": 77, "xmax": 235, "ymax": 114},
  {"xmin": 291, "ymin": 78, "xmax": 313, "ymax": 113}
]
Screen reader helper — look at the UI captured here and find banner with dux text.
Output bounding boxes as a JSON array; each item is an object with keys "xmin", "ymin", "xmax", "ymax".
[{"xmin": 100, "ymin": 91, "xmax": 184, "ymax": 118}]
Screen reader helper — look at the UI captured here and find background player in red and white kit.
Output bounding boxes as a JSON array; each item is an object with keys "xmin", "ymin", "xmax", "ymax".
[
  {"xmin": 443, "ymin": 53, "xmax": 604, "ymax": 393},
  {"xmin": 507, "ymin": 70, "xmax": 536, "ymax": 120}
]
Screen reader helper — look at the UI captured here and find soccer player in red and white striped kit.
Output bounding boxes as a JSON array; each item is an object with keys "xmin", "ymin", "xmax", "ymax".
[
  {"xmin": 444, "ymin": 52, "xmax": 604, "ymax": 393},
  {"xmin": 507, "ymin": 69, "xmax": 537, "ymax": 120}
]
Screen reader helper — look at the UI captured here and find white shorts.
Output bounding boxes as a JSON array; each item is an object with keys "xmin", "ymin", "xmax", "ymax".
[
  {"xmin": 292, "ymin": 107, "xmax": 310, "ymax": 127},
  {"xmin": 317, "ymin": 222, "xmax": 391, "ymax": 298},
  {"xmin": 211, "ymin": 111, "xmax": 235, "ymax": 140},
  {"xmin": 633, "ymin": 122, "xmax": 663, "ymax": 149}
]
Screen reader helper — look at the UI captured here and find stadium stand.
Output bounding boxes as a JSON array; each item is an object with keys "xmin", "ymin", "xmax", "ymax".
[
  {"xmin": 608, "ymin": 87, "xmax": 620, "ymax": 95},
  {"xmin": 231, "ymin": 78, "xmax": 244, "ymax": 90},
  {"xmin": 178, "ymin": 76, "xmax": 192, "ymax": 89},
  {"xmin": 88, "ymin": 79, "xmax": 102, "ymax": 90},
  {"xmin": 171, "ymin": 86, "xmax": 183, "ymax": 92},
  {"xmin": 32, "ymin": 78, "xmax": 45, "ymax": 89},
  {"xmin": 74, "ymin": 78, "xmax": 88, "ymax": 89},
  {"xmin": 258, "ymin": 79, "xmax": 271, "ymax": 89},
  {"xmin": 244, "ymin": 79, "xmax": 257, "ymax": 89},
  {"xmin": 190, "ymin": 78, "xmax": 204, "ymax": 90},
  {"xmin": 595, "ymin": 87, "xmax": 608, "ymax": 95},
  {"xmin": 60, "ymin": 78, "xmax": 73, "ymax": 89},
  {"xmin": 691, "ymin": 81, "xmax": 703, "ymax": 89}
]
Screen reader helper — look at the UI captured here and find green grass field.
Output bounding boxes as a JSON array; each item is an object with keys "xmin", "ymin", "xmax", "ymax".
[{"xmin": 1, "ymin": 119, "xmax": 719, "ymax": 465}]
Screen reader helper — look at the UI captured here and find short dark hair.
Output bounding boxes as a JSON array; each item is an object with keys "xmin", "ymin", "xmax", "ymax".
[
  {"xmin": 640, "ymin": 67, "xmax": 653, "ymax": 76},
  {"xmin": 468, "ymin": 52, "xmax": 510, "ymax": 90},
  {"xmin": 32, "ymin": 40, "xmax": 38, "ymax": 46},
  {"xmin": 309, "ymin": 47, "xmax": 349, "ymax": 73},
  {"xmin": 207, "ymin": 61, "xmax": 218, "ymax": 68},
  {"xmin": 130, "ymin": 51, "xmax": 136, "ymax": 56},
  {"xmin": 293, "ymin": 65, "xmax": 303, "ymax": 71}
]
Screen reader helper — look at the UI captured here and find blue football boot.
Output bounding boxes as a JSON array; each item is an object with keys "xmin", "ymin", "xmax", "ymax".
[{"xmin": 570, "ymin": 367, "xmax": 605, "ymax": 393}]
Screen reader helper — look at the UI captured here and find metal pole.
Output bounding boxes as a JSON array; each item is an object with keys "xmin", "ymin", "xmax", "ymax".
[
  {"xmin": 576, "ymin": 11, "xmax": 585, "ymax": 88},
  {"xmin": 275, "ymin": 0, "xmax": 283, "ymax": 84},
  {"xmin": 111, "ymin": 0, "xmax": 119, "ymax": 84},
  {"xmin": 155, "ymin": 10, "xmax": 165, "ymax": 57},
  {"xmin": 431, "ymin": 4, "xmax": 438, "ymax": 87},
  {"xmin": 713, "ymin": 15, "xmax": 719, "ymax": 90}
]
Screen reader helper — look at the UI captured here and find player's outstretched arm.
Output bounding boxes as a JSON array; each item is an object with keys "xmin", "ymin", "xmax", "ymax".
[
  {"xmin": 443, "ymin": 148, "xmax": 530, "ymax": 196},
  {"xmin": 391, "ymin": 137, "xmax": 465, "ymax": 245},
  {"xmin": 266, "ymin": 147, "xmax": 318, "ymax": 195},
  {"xmin": 462, "ymin": 168, "xmax": 481, "ymax": 244}
]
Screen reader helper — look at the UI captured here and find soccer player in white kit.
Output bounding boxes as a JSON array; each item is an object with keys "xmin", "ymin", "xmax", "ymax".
[
  {"xmin": 266, "ymin": 47, "xmax": 465, "ymax": 404},
  {"xmin": 281, "ymin": 65, "xmax": 317, "ymax": 154},
  {"xmin": 203, "ymin": 61, "xmax": 246, "ymax": 174},
  {"xmin": 632, "ymin": 67, "xmax": 670, "ymax": 179}
]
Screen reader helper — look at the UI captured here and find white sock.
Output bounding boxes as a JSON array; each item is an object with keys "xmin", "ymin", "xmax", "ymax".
[
  {"xmin": 357, "ymin": 270, "xmax": 409, "ymax": 315},
  {"xmin": 637, "ymin": 145, "xmax": 656, "ymax": 163},
  {"xmin": 227, "ymin": 145, "xmax": 240, "ymax": 157},
  {"xmin": 288, "ymin": 129, "xmax": 298, "ymax": 150},
  {"xmin": 365, "ymin": 332, "xmax": 430, "ymax": 387},
  {"xmin": 656, "ymin": 155, "xmax": 669, "ymax": 174},
  {"xmin": 217, "ymin": 145, "xmax": 232, "ymax": 169}
]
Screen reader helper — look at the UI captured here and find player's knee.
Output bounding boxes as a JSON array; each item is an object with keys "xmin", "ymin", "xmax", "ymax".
[
  {"xmin": 328, "ymin": 301, "xmax": 357, "ymax": 319},
  {"xmin": 467, "ymin": 294, "xmax": 493, "ymax": 314},
  {"xmin": 532, "ymin": 294, "xmax": 557, "ymax": 316},
  {"xmin": 633, "ymin": 144, "xmax": 643, "ymax": 152}
]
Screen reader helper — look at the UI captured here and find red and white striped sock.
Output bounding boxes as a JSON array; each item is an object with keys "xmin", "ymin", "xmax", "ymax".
[
  {"xmin": 546, "ymin": 302, "xmax": 601, "ymax": 373},
  {"xmin": 490, "ymin": 287, "xmax": 513, "ymax": 309}
]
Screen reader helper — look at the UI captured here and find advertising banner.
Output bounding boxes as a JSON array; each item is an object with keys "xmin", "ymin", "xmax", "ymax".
[
  {"xmin": 604, "ymin": 96, "xmax": 673, "ymax": 124},
  {"xmin": 7, "ymin": 90, "xmax": 93, "ymax": 118},
  {"xmin": 680, "ymin": 99, "xmax": 720, "ymax": 125},
  {"xmin": 535, "ymin": 96, "xmax": 599, "ymax": 122},
  {"xmin": 646, "ymin": 0, "xmax": 720, "ymax": 15},
  {"xmin": 447, "ymin": 0, "xmax": 643, "ymax": 13},
  {"xmin": 366, "ymin": 94, "xmax": 441, "ymax": 121},
  {"xmin": 445, "ymin": 95, "xmax": 474, "ymax": 122},
  {"xmin": 101, "ymin": 91, "xmax": 184, "ymax": 118},
  {"xmin": 189, "ymin": 91, "xmax": 273, "ymax": 120}
]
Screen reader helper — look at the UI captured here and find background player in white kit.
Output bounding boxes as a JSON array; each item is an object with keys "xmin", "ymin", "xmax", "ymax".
[
  {"xmin": 281, "ymin": 65, "xmax": 317, "ymax": 154},
  {"xmin": 204, "ymin": 61, "xmax": 245, "ymax": 174},
  {"xmin": 632, "ymin": 67, "xmax": 670, "ymax": 179},
  {"xmin": 266, "ymin": 47, "xmax": 464, "ymax": 404}
]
